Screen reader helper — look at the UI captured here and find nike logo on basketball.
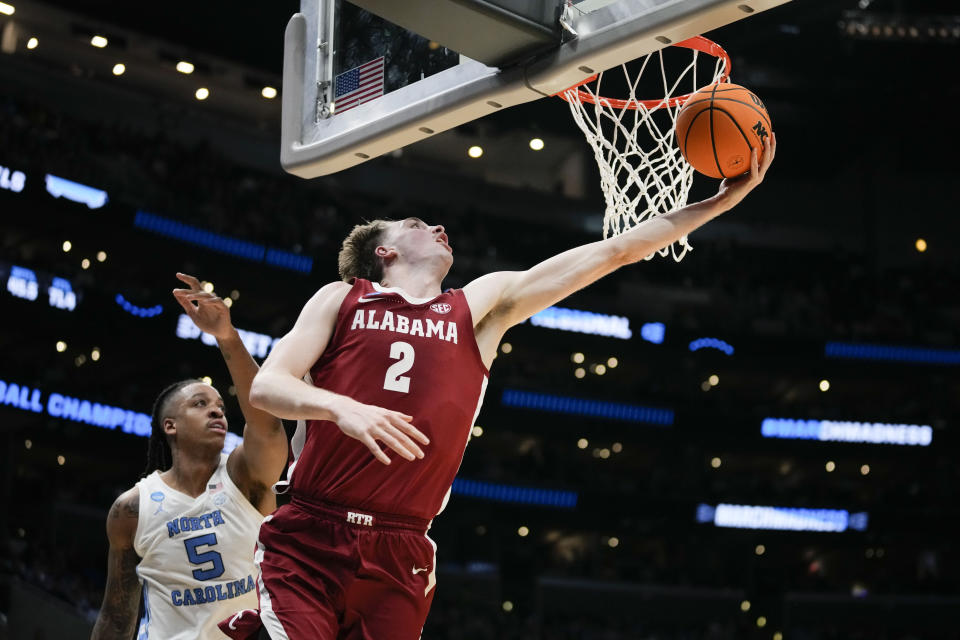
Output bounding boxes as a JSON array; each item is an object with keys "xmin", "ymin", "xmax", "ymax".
[{"xmin": 412, "ymin": 566, "xmax": 430, "ymax": 575}]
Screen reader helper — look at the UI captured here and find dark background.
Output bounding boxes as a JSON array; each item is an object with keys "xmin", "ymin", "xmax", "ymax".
[{"xmin": 0, "ymin": 0, "xmax": 958, "ymax": 638}]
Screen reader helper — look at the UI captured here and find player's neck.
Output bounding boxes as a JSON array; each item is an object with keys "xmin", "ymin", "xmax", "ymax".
[
  {"xmin": 379, "ymin": 264, "xmax": 443, "ymax": 299},
  {"xmin": 162, "ymin": 451, "xmax": 220, "ymax": 498}
]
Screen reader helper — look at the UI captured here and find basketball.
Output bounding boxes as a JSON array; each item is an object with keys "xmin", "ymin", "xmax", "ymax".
[{"xmin": 675, "ymin": 82, "xmax": 772, "ymax": 179}]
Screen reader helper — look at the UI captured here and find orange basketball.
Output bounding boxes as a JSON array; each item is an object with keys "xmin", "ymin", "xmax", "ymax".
[{"xmin": 675, "ymin": 82, "xmax": 772, "ymax": 179}]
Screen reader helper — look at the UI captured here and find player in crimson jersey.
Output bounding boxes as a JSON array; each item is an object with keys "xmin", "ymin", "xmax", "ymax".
[{"xmin": 220, "ymin": 137, "xmax": 775, "ymax": 639}]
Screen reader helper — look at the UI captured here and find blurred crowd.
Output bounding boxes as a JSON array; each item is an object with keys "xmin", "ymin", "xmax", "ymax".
[{"xmin": 2, "ymin": 94, "xmax": 958, "ymax": 349}]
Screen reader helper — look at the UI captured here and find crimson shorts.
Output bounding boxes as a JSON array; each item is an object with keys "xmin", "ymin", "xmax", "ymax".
[{"xmin": 221, "ymin": 496, "xmax": 437, "ymax": 640}]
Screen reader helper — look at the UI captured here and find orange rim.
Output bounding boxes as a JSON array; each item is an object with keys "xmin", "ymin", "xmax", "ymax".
[{"xmin": 556, "ymin": 36, "xmax": 732, "ymax": 110}]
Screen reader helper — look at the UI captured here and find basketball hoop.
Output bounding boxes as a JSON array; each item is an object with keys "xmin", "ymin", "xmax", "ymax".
[{"xmin": 558, "ymin": 36, "xmax": 732, "ymax": 261}]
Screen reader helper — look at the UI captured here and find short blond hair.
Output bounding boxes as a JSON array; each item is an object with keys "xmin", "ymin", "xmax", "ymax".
[{"xmin": 337, "ymin": 219, "xmax": 393, "ymax": 282}]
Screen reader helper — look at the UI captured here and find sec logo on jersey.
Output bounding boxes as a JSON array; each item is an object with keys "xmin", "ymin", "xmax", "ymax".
[{"xmin": 430, "ymin": 303, "xmax": 452, "ymax": 314}]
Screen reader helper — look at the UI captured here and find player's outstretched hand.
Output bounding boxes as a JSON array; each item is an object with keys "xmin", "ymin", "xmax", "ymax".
[
  {"xmin": 716, "ymin": 132, "xmax": 776, "ymax": 208},
  {"xmin": 330, "ymin": 397, "xmax": 429, "ymax": 465},
  {"xmin": 172, "ymin": 272, "xmax": 234, "ymax": 340}
]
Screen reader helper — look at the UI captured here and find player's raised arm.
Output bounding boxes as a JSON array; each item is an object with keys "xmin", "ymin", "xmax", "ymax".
[
  {"xmin": 91, "ymin": 488, "xmax": 141, "ymax": 640},
  {"xmin": 467, "ymin": 134, "xmax": 775, "ymax": 331},
  {"xmin": 250, "ymin": 281, "xmax": 430, "ymax": 465},
  {"xmin": 172, "ymin": 273, "xmax": 287, "ymax": 512}
]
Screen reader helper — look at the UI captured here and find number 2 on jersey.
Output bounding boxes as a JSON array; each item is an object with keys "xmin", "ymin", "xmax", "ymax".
[
  {"xmin": 383, "ymin": 341, "xmax": 415, "ymax": 393},
  {"xmin": 184, "ymin": 533, "xmax": 225, "ymax": 581}
]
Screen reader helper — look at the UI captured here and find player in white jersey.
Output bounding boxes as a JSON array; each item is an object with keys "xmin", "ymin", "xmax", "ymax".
[{"xmin": 91, "ymin": 273, "xmax": 289, "ymax": 640}]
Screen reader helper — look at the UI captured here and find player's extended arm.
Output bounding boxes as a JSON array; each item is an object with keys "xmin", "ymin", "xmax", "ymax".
[
  {"xmin": 172, "ymin": 273, "xmax": 288, "ymax": 512},
  {"xmin": 90, "ymin": 488, "xmax": 141, "ymax": 640},
  {"xmin": 467, "ymin": 135, "xmax": 776, "ymax": 330},
  {"xmin": 250, "ymin": 281, "xmax": 430, "ymax": 465}
]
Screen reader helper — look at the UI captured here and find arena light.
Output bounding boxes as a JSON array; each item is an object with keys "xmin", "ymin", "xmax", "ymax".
[
  {"xmin": 48, "ymin": 277, "xmax": 76, "ymax": 311},
  {"xmin": 0, "ymin": 164, "xmax": 27, "ymax": 193},
  {"xmin": 467, "ymin": 145, "xmax": 483, "ymax": 158},
  {"xmin": 0, "ymin": 3, "xmax": 15, "ymax": 16},
  {"xmin": 112, "ymin": 63, "xmax": 126, "ymax": 76},
  {"xmin": 116, "ymin": 293, "xmax": 163, "ymax": 318},
  {"xmin": 134, "ymin": 211, "xmax": 313, "ymax": 273},
  {"xmin": 26, "ymin": 37, "xmax": 37, "ymax": 49},
  {"xmin": 825, "ymin": 341, "xmax": 960, "ymax": 365},
  {"xmin": 529, "ymin": 306, "xmax": 632, "ymax": 339},
  {"xmin": 502, "ymin": 388, "xmax": 674, "ymax": 426},
  {"xmin": 529, "ymin": 138, "xmax": 544, "ymax": 151},
  {"xmin": 915, "ymin": 238, "xmax": 927, "ymax": 252},
  {"xmin": 640, "ymin": 322, "xmax": 665, "ymax": 344},
  {"xmin": 176, "ymin": 60, "xmax": 195, "ymax": 74},
  {"xmin": 176, "ymin": 314, "xmax": 279, "ymax": 359},
  {"xmin": 689, "ymin": 337, "xmax": 734, "ymax": 355},
  {"xmin": 195, "ymin": 87, "xmax": 209, "ymax": 100},
  {"xmin": 696, "ymin": 503, "xmax": 869, "ymax": 532},
  {"xmin": 261, "ymin": 86, "xmax": 277, "ymax": 99},
  {"xmin": 45, "ymin": 174, "xmax": 108, "ymax": 208},
  {"xmin": 451, "ymin": 477, "xmax": 578, "ymax": 508},
  {"xmin": 265, "ymin": 248, "xmax": 313, "ymax": 272},
  {"xmin": 90, "ymin": 35, "xmax": 108, "ymax": 48},
  {"xmin": 7, "ymin": 266, "xmax": 38, "ymax": 301},
  {"xmin": 0, "ymin": 377, "xmax": 241, "ymax": 454},
  {"xmin": 762, "ymin": 417, "xmax": 933, "ymax": 446}
]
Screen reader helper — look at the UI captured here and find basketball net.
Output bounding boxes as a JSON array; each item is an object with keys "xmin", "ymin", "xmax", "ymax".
[{"xmin": 561, "ymin": 37, "xmax": 730, "ymax": 261}]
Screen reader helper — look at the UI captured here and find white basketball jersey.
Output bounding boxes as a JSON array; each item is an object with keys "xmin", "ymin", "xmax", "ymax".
[{"xmin": 133, "ymin": 454, "xmax": 263, "ymax": 640}]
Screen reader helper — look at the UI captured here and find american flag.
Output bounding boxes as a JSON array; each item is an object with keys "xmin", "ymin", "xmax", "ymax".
[{"xmin": 334, "ymin": 57, "xmax": 385, "ymax": 114}]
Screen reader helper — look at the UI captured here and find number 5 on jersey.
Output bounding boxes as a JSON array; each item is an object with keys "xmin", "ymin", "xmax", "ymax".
[
  {"xmin": 383, "ymin": 341, "xmax": 415, "ymax": 393},
  {"xmin": 184, "ymin": 533, "xmax": 225, "ymax": 581}
]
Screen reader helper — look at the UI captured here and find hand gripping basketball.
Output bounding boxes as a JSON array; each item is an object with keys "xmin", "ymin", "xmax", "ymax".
[
  {"xmin": 329, "ymin": 396, "xmax": 430, "ymax": 465},
  {"xmin": 716, "ymin": 133, "xmax": 776, "ymax": 208}
]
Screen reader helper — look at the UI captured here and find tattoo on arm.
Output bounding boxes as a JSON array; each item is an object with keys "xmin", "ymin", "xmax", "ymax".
[
  {"xmin": 91, "ymin": 547, "xmax": 141, "ymax": 639},
  {"xmin": 92, "ymin": 494, "xmax": 141, "ymax": 640},
  {"xmin": 108, "ymin": 497, "xmax": 138, "ymax": 520}
]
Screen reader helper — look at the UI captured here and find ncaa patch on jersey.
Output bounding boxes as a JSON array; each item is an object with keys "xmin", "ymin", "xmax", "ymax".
[{"xmin": 430, "ymin": 303, "xmax": 452, "ymax": 314}]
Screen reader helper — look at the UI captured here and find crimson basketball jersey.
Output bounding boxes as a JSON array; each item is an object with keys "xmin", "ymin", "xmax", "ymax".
[{"xmin": 286, "ymin": 279, "xmax": 489, "ymax": 521}]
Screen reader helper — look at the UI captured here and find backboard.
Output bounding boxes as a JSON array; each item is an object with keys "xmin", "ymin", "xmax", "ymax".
[{"xmin": 281, "ymin": 0, "xmax": 791, "ymax": 178}]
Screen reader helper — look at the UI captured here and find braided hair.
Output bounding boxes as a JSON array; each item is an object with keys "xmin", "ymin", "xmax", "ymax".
[{"xmin": 143, "ymin": 379, "xmax": 196, "ymax": 477}]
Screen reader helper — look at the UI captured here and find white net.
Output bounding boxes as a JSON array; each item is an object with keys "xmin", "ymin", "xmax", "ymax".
[{"xmin": 562, "ymin": 40, "xmax": 728, "ymax": 261}]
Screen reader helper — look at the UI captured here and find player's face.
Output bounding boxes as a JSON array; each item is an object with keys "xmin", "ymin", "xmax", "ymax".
[
  {"xmin": 166, "ymin": 383, "xmax": 228, "ymax": 449},
  {"xmin": 386, "ymin": 217, "xmax": 452, "ymax": 263}
]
